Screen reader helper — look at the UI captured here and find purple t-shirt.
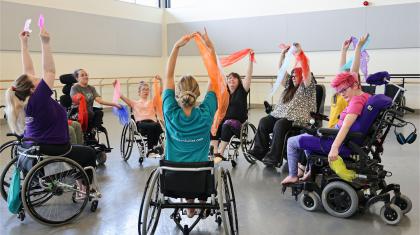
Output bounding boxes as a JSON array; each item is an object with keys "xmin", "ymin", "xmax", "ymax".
[{"xmin": 24, "ymin": 79, "xmax": 69, "ymax": 144}]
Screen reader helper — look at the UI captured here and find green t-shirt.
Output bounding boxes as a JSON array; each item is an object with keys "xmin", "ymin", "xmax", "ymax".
[{"xmin": 163, "ymin": 89, "xmax": 217, "ymax": 162}]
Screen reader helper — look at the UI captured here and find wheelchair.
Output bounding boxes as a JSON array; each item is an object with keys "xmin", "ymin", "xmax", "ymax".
[
  {"xmin": 0, "ymin": 133, "xmax": 101, "ymax": 225},
  {"xmin": 252, "ymin": 83, "xmax": 327, "ymax": 167},
  {"xmin": 221, "ymin": 120, "xmax": 257, "ymax": 167},
  {"xmin": 120, "ymin": 116, "xmax": 165, "ymax": 164},
  {"xmin": 282, "ymin": 73, "xmax": 416, "ymax": 225},
  {"xmin": 59, "ymin": 74, "xmax": 112, "ymax": 165},
  {"xmin": 138, "ymin": 160, "xmax": 238, "ymax": 235}
]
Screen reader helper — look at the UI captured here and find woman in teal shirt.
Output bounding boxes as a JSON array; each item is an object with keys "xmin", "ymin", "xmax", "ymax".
[{"xmin": 162, "ymin": 32, "xmax": 217, "ymax": 163}]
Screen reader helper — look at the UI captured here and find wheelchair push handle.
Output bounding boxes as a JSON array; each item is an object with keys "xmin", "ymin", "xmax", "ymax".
[
  {"xmin": 6, "ymin": 133, "xmax": 23, "ymax": 140},
  {"xmin": 310, "ymin": 112, "xmax": 329, "ymax": 122}
]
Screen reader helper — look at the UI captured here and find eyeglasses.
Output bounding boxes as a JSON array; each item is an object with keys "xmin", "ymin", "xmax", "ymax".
[{"xmin": 337, "ymin": 85, "xmax": 352, "ymax": 94}]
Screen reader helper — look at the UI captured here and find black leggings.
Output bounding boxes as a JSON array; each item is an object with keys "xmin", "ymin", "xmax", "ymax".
[
  {"xmin": 251, "ymin": 116, "xmax": 294, "ymax": 162},
  {"xmin": 136, "ymin": 120, "xmax": 163, "ymax": 148},
  {"xmin": 88, "ymin": 109, "xmax": 104, "ymax": 131},
  {"xmin": 22, "ymin": 143, "xmax": 97, "ymax": 181}
]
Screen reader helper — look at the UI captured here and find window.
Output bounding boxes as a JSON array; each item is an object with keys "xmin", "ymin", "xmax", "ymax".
[{"xmin": 118, "ymin": 0, "xmax": 159, "ymax": 8}]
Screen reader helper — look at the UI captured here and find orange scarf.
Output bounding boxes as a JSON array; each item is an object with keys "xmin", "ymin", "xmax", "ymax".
[
  {"xmin": 220, "ymin": 48, "xmax": 255, "ymax": 67},
  {"xmin": 193, "ymin": 34, "xmax": 229, "ymax": 135},
  {"xmin": 152, "ymin": 77, "xmax": 163, "ymax": 122}
]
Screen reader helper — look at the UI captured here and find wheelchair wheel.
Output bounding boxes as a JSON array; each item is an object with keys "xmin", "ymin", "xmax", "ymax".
[
  {"xmin": 240, "ymin": 122, "xmax": 257, "ymax": 164},
  {"xmin": 120, "ymin": 121, "xmax": 135, "ymax": 161},
  {"xmin": 139, "ymin": 169, "xmax": 161, "ymax": 235},
  {"xmin": 299, "ymin": 191, "xmax": 321, "ymax": 212},
  {"xmin": 217, "ymin": 169, "xmax": 236, "ymax": 235},
  {"xmin": 21, "ymin": 157, "xmax": 90, "ymax": 226},
  {"xmin": 391, "ymin": 194, "xmax": 412, "ymax": 214},
  {"xmin": 0, "ymin": 140, "xmax": 18, "ymax": 160},
  {"xmin": 223, "ymin": 169, "xmax": 239, "ymax": 234},
  {"xmin": 321, "ymin": 181, "xmax": 359, "ymax": 218},
  {"xmin": 227, "ymin": 137, "xmax": 240, "ymax": 166},
  {"xmin": 380, "ymin": 204, "xmax": 402, "ymax": 225},
  {"xmin": 0, "ymin": 157, "xmax": 22, "ymax": 202}
]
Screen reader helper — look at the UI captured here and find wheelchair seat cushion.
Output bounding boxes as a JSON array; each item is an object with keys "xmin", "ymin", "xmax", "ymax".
[{"xmin": 159, "ymin": 160, "xmax": 215, "ymax": 199}]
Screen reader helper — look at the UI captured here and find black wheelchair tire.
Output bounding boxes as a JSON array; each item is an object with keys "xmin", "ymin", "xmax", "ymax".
[
  {"xmin": 240, "ymin": 122, "xmax": 257, "ymax": 164},
  {"xmin": 0, "ymin": 157, "xmax": 19, "ymax": 202},
  {"xmin": 21, "ymin": 157, "xmax": 90, "ymax": 226},
  {"xmin": 138, "ymin": 169, "xmax": 161, "ymax": 235},
  {"xmin": 120, "ymin": 122, "xmax": 134, "ymax": 161}
]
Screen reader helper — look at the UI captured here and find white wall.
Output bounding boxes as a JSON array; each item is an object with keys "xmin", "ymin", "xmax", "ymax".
[
  {"xmin": 165, "ymin": 0, "xmax": 420, "ymax": 108},
  {"xmin": 0, "ymin": 0, "xmax": 165, "ymax": 106}
]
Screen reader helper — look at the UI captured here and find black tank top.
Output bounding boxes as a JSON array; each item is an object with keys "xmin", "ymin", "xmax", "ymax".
[{"xmin": 224, "ymin": 84, "xmax": 248, "ymax": 123}]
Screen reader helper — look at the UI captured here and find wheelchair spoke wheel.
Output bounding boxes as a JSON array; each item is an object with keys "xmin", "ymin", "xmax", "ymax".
[
  {"xmin": 321, "ymin": 181, "xmax": 359, "ymax": 218},
  {"xmin": 139, "ymin": 169, "xmax": 161, "ymax": 235},
  {"xmin": 1, "ymin": 157, "xmax": 23, "ymax": 202},
  {"xmin": 22, "ymin": 157, "xmax": 90, "ymax": 226},
  {"xmin": 223, "ymin": 170, "xmax": 238, "ymax": 234},
  {"xmin": 120, "ymin": 122, "xmax": 134, "ymax": 161},
  {"xmin": 218, "ymin": 169, "xmax": 236, "ymax": 235},
  {"xmin": 0, "ymin": 140, "xmax": 18, "ymax": 160},
  {"xmin": 240, "ymin": 122, "xmax": 257, "ymax": 164}
]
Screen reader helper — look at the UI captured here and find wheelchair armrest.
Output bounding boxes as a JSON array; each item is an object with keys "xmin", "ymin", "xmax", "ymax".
[{"xmin": 318, "ymin": 128, "xmax": 365, "ymax": 140}]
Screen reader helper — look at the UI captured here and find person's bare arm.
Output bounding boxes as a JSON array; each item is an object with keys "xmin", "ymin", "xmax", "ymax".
[
  {"xmin": 165, "ymin": 35, "xmax": 192, "ymax": 91},
  {"xmin": 242, "ymin": 50, "xmax": 254, "ymax": 92},
  {"xmin": 19, "ymin": 31, "xmax": 35, "ymax": 76},
  {"xmin": 40, "ymin": 28, "xmax": 55, "ymax": 89},
  {"xmin": 328, "ymin": 114, "xmax": 358, "ymax": 162},
  {"xmin": 339, "ymin": 38, "xmax": 351, "ymax": 71}
]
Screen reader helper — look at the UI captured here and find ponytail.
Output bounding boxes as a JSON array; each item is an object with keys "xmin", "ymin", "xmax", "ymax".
[
  {"xmin": 4, "ymin": 74, "xmax": 34, "ymax": 135},
  {"xmin": 5, "ymin": 88, "xmax": 27, "ymax": 135}
]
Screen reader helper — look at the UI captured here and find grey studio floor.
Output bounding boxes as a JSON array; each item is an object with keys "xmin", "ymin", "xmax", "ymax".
[{"xmin": 1, "ymin": 108, "xmax": 419, "ymax": 235}]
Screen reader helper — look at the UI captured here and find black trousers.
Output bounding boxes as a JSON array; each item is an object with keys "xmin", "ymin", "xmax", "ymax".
[
  {"xmin": 20, "ymin": 143, "xmax": 96, "ymax": 181},
  {"xmin": 88, "ymin": 109, "xmax": 104, "ymax": 131},
  {"xmin": 136, "ymin": 120, "xmax": 163, "ymax": 148},
  {"xmin": 251, "ymin": 116, "xmax": 293, "ymax": 162}
]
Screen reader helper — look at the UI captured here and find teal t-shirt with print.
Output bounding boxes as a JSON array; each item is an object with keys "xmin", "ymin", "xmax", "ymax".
[{"xmin": 163, "ymin": 89, "xmax": 217, "ymax": 162}]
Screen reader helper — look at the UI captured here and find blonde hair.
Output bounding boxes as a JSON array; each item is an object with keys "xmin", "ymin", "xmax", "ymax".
[
  {"xmin": 5, "ymin": 74, "xmax": 33, "ymax": 135},
  {"xmin": 176, "ymin": 75, "xmax": 200, "ymax": 108}
]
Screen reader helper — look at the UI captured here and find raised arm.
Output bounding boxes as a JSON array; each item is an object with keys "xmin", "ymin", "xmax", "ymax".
[
  {"xmin": 339, "ymin": 38, "xmax": 351, "ymax": 71},
  {"xmin": 279, "ymin": 47, "xmax": 290, "ymax": 87},
  {"xmin": 112, "ymin": 80, "xmax": 133, "ymax": 107},
  {"xmin": 242, "ymin": 50, "xmax": 254, "ymax": 92},
  {"xmin": 20, "ymin": 31, "xmax": 35, "ymax": 76},
  {"xmin": 165, "ymin": 35, "xmax": 192, "ymax": 91},
  {"xmin": 351, "ymin": 34, "xmax": 369, "ymax": 73},
  {"xmin": 95, "ymin": 96, "xmax": 121, "ymax": 108},
  {"xmin": 294, "ymin": 43, "xmax": 312, "ymax": 88},
  {"xmin": 201, "ymin": 28, "xmax": 217, "ymax": 93},
  {"xmin": 40, "ymin": 28, "xmax": 55, "ymax": 89}
]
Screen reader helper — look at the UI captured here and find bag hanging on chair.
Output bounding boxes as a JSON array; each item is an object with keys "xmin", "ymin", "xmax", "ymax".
[{"xmin": 7, "ymin": 167, "xmax": 22, "ymax": 214}]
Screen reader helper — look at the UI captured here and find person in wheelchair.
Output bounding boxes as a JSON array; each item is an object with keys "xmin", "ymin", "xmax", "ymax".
[
  {"xmin": 70, "ymin": 68, "xmax": 121, "ymax": 134},
  {"xmin": 210, "ymin": 51, "xmax": 253, "ymax": 162},
  {"xmin": 163, "ymin": 31, "xmax": 218, "ymax": 218},
  {"xmin": 281, "ymin": 34, "xmax": 370, "ymax": 185},
  {"xmin": 113, "ymin": 77, "xmax": 163, "ymax": 153},
  {"xmin": 247, "ymin": 43, "xmax": 317, "ymax": 167},
  {"xmin": 5, "ymin": 28, "xmax": 97, "ymax": 192}
]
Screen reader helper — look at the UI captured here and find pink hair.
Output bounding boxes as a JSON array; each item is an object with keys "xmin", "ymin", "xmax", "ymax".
[{"xmin": 331, "ymin": 72, "xmax": 358, "ymax": 90}]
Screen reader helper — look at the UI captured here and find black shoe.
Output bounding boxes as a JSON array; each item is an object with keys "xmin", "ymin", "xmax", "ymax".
[
  {"xmin": 97, "ymin": 125, "xmax": 106, "ymax": 133},
  {"xmin": 247, "ymin": 149, "xmax": 264, "ymax": 161},
  {"xmin": 262, "ymin": 157, "xmax": 279, "ymax": 167}
]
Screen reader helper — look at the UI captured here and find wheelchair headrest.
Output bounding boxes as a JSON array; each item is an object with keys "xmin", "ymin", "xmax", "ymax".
[
  {"xmin": 366, "ymin": 71, "xmax": 390, "ymax": 86},
  {"xmin": 60, "ymin": 74, "xmax": 77, "ymax": 85},
  {"xmin": 349, "ymin": 94, "xmax": 392, "ymax": 135}
]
